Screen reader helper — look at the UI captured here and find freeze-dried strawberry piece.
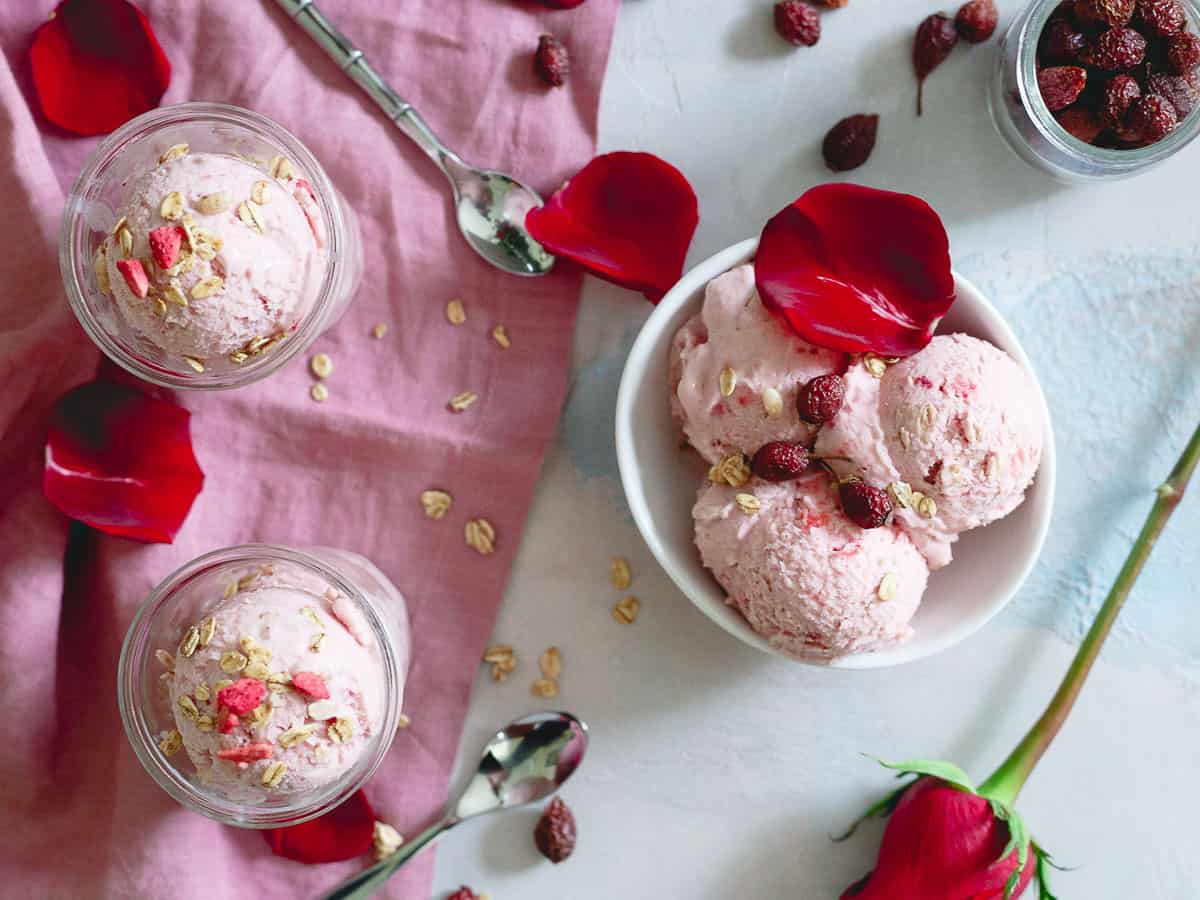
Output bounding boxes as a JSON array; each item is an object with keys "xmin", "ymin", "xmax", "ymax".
[
  {"xmin": 291, "ymin": 671, "xmax": 330, "ymax": 699},
  {"xmin": 218, "ymin": 710, "xmax": 240, "ymax": 734},
  {"xmin": 217, "ymin": 742, "xmax": 273, "ymax": 762},
  {"xmin": 115, "ymin": 257, "xmax": 149, "ymax": 298},
  {"xmin": 217, "ymin": 677, "xmax": 266, "ymax": 715},
  {"xmin": 148, "ymin": 225, "xmax": 184, "ymax": 269}
]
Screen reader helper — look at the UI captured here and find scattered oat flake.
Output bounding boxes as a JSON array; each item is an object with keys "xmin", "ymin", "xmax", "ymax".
[
  {"xmin": 93, "ymin": 245, "xmax": 111, "ymax": 293},
  {"xmin": 159, "ymin": 143, "xmax": 189, "ymax": 164},
  {"xmin": 609, "ymin": 557, "xmax": 632, "ymax": 590},
  {"xmin": 719, "ymin": 366, "xmax": 737, "ymax": 397},
  {"xmin": 311, "ymin": 383, "xmax": 329, "ymax": 403},
  {"xmin": 177, "ymin": 695, "xmax": 199, "ymax": 721},
  {"xmin": 307, "ymin": 700, "xmax": 337, "ymax": 720},
  {"xmin": 183, "ymin": 356, "xmax": 205, "ymax": 374},
  {"xmin": 310, "ymin": 352, "xmax": 333, "ymax": 379},
  {"xmin": 917, "ymin": 495, "xmax": 938, "ymax": 519},
  {"xmin": 159, "ymin": 730, "xmax": 183, "ymax": 755},
  {"xmin": 110, "ymin": 216, "xmax": 128, "ymax": 237},
  {"xmin": 735, "ymin": 492, "xmax": 761, "ymax": 514},
  {"xmin": 888, "ymin": 481, "xmax": 914, "ymax": 510},
  {"xmin": 118, "ymin": 227, "xmax": 133, "ymax": 258},
  {"xmin": 269, "ymin": 155, "xmax": 295, "ymax": 180},
  {"xmin": 710, "ymin": 453, "xmax": 751, "ymax": 488},
  {"xmin": 863, "ymin": 354, "xmax": 888, "ymax": 378},
  {"xmin": 397, "ymin": 713, "xmax": 411, "ymax": 729},
  {"xmin": 613, "ymin": 595, "xmax": 640, "ymax": 624},
  {"xmin": 160, "ymin": 192, "xmax": 185, "ymax": 220},
  {"xmin": 195, "ymin": 714, "xmax": 214, "ymax": 732},
  {"xmin": 761, "ymin": 387, "xmax": 784, "ymax": 417},
  {"xmin": 372, "ymin": 322, "xmax": 389, "ymax": 339},
  {"xmin": 191, "ymin": 276, "xmax": 224, "ymax": 299},
  {"xmin": 155, "ymin": 649, "xmax": 174, "ymax": 670},
  {"xmin": 878, "ymin": 572, "xmax": 899, "ymax": 602},
  {"xmin": 279, "ymin": 725, "xmax": 318, "ymax": 748},
  {"xmin": 465, "ymin": 518, "xmax": 496, "ymax": 555},
  {"xmin": 448, "ymin": 391, "xmax": 478, "ymax": 413},
  {"xmin": 491, "ymin": 324, "xmax": 511, "ymax": 348},
  {"xmin": 445, "ymin": 298, "xmax": 466, "ymax": 325},
  {"xmin": 196, "ymin": 192, "xmax": 229, "ymax": 215},
  {"xmin": 220, "ymin": 651, "xmax": 249, "ymax": 674},
  {"xmin": 262, "ymin": 761, "xmax": 288, "ymax": 788},
  {"xmin": 238, "ymin": 200, "xmax": 265, "ymax": 234},
  {"xmin": 301, "ymin": 607, "xmax": 323, "ymax": 626},
  {"xmin": 329, "ymin": 717, "xmax": 354, "ymax": 744},
  {"xmin": 539, "ymin": 647, "xmax": 563, "ymax": 681},
  {"xmin": 373, "ymin": 822, "xmax": 405, "ymax": 861},
  {"xmin": 420, "ymin": 489, "xmax": 452, "ymax": 520},
  {"xmin": 179, "ymin": 625, "xmax": 201, "ymax": 658},
  {"xmin": 531, "ymin": 678, "xmax": 558, "ymax": 699},
  {"xmin": 251, "ymin": 180, "xmax": 271, "ymax": 204},
  {"xmin": 245, "ymin": 660, "xmax": 270, "ymax": 679},
  {"xmin": 194, "ymin": 682, "xmax": 211, "ymax": 702},
  {"xmin": 163, "ymin": 283, "xmax": 188, "ymax": 308},
  {"xmin": 152, "ymin": 297, "xmax": 168, "ymax": 317},
  {"xmin": 309, "ymin": 633, "xmax": 325, "ymax": 652}
]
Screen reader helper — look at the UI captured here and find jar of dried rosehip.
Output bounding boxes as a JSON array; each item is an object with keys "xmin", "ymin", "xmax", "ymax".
[{"xmin": 991, "ymin": 0, "xmax": 1200, "ymax": 180}]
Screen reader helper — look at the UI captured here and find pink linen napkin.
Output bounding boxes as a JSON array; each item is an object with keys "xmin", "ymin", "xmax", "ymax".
[{"xmin": 0, "ymin": 1, "xmax": 619, "ymax": 897}]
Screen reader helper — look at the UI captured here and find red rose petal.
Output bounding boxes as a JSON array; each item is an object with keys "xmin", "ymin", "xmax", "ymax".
[
  {"xmin": 525, "ymin": 152, "xmax": 699, "ymax": 302},
  {"xmin": 754, "ymin": 184, "xmax": 955, "ymax": 357},
  {"xmin": 263, "ymin": 789, "xmax": 376, "ymax": 864},
  {"xmin": 43, "ymin": 381, "xmax": 204, "ymax": 543},
  {"xmin": 29, "ymin": 0, "xmax": 171, "ymax": 137}
]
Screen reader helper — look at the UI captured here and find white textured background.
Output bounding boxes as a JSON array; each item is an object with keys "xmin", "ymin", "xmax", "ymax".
[{"xmin": 433, "ymin": 1, "xmax": 1200, "ymax": 896}]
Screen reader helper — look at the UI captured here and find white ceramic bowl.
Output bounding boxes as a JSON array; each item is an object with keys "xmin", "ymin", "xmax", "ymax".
[{"xmin": 615, "ymin": 238, "xmax": 1056, "ymax": 669}]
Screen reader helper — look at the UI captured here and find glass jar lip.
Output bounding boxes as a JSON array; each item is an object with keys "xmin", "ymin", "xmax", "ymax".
[
  {"xmin": 1017, "ymin": 0, "xmax": 1200, "ymax": 171},
  {"xmin": 117, "ymin": 543, "xmax": 403, "ymax": 828},
  {"xmin": 60, "ymin": 102, "xmax": 346, "ymax": 391}
]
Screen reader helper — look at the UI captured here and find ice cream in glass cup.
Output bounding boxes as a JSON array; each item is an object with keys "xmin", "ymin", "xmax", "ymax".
[
  {"xmin": 61, "ymin": 102, "xmax": 363, "ymax": 389},
  {"xmin": 118, "ymin": 544, "xmax": 409, "ymax": 827}
]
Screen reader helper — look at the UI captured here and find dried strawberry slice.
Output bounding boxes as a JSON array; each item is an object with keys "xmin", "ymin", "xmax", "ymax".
[
  {"xmin": 217, "ymin": 678, "xmax": 266, "ymax": 715},
  {"xmin": 148, "ymin": 225, "xmax": 184, "ymax": 270},
  {"xmin": 754, "ymin": 184, "xmax": 955, "ymax": 357},
  {"xmin": 263, "ymin": 789, "xmax": 376, "ymax": 863},
  {"xmin": 525, "ymin": 152, "xmax": 699, "ymax": 302},
  {"xmin": 43, "ymin": 381, "xmax": 204, "ymax": 543},
  {"xmin": 291, "ymin": 671, "xmax": 330, "ymax": 699},
  {"xmin": 217, "ymin": 742, "xmax": 273, "ymax": 763},
  {"xmin": 29, "ymin": 0, "xmax": 171, "ymax": 137}
]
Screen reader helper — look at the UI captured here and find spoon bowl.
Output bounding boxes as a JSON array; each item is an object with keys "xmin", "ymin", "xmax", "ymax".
[
  {"xmin": 450, "ymin": 164, "xmax": 556, "ymax": 277},
  {"xmin": 323, "ymin": 711, "xmax": 588, "ymax": 900}
]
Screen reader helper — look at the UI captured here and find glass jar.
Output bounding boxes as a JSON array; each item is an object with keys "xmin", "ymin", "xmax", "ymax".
[
  {"xmin": 118, "ymin": 544, "xmax": 409, "ymax": 828},
  {"xmin": 990, "ymin": 0, "xmax": 1200, "ymax": 181},
  {"xmin": 61, "ymin": 103, "xmax": 363, "ymax": 389}
]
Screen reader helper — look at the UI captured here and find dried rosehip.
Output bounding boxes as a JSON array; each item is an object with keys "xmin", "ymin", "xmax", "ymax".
[
  {"xmin": 822, "ymin": 113, "xmax": 879, "ymax": 171},
  {"xmin": 913, "ymin": 14, "xmax": 960, "ymax": 115},
  {"xmin": 955, "ymin": 0, "xmax": 998, "ymax": 44},
  {"xmin": 1126, "ymin": 92, "xmax": 1180, "ymax": 139},
  {"xmin": 1147, "ymin": 70, "xmax": 1200, "ymax": 116},
  {"xmin": 1038, "ymin": 65, "xmax": 1089, "ymax": 109},
  {"xmin": 1136, "ymin": 0, "xmax": 1186, "ymax": 36},
  {"xmin": 751, "ymin": 441, "xmax": 811, "ymax": 481},
  {"xmin": 1088, "ymin": 27, "xmax": 1147, "ymax": 70},
  {"xmin": 534, "ymin": 34, "xmax": 570, "ymax": 87},
  {"xmin": 775, "ymin": 0, "xmax": 821, "ymax": 47},
  {"xmin": 812, "ymin": 0, "xmax": 849, "ymax": 6},
  {"xmin": 797, "ymin": 373, "xmax": 846, "ymax": 424},
  {"xmin": 1040, "ymin": 20, "xmax": 1088, "ymax": 64},
  {"xmin": 534, "ymin": 796, "xmax": 577, "ymax": 864},
  {"xmin": 1055, "ymin": 106, "xmax": 1106, "ymax": 141},
  {"xmin": 1074, "ymin": 0, "xmax": 1136, "ymax": 27},
  {"xmin": 1100, "ymin": 72, "xmax": 1142, "ymax": 126},
  {"xmin": 447, "ymin": 889, "xmax": 480, "ymax": 900},
  {"xmin": 1166, "ymin": 31, "xmax": 1200, "ymax": 73},
  {"xmin": 839, "ymin": 479, "xmax": 893, "ymax": 530}
]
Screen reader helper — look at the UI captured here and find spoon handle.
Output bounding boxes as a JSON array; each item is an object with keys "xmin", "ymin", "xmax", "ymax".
[
  {"xmin": 273, "ymin": 0, "xmax": 462, "ymax": 171},
  {"xmin": 320, "ymin": 818, "xmax": 453, "ymax": 900}
]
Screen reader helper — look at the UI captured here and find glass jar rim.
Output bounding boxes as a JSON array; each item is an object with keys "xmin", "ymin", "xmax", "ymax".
[
  {"xmin": 60, "ymin": 102, "xmax": 348, "ymax": 391},
  {"xmin": 117, "ymin": 543, "xmax": 404, "ymax": 828},
  {"xmin": 1016, "ymin": 0, "xmax": 1200, "ymax": 171}
]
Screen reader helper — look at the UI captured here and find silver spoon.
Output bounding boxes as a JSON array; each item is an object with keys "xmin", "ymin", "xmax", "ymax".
[
  {"xmin": 274, "ymin": 0, "xmax": 556, "ymax": 277},
  {"xmin": 322, "ymin": 711, "xmax": 589, "ymax": 900}
]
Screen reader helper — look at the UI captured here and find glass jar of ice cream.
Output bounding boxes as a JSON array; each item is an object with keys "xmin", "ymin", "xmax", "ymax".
[
  {"xmin": 118, "ymin": 544, "xmax": 409, "ymax": 828},
  {"xmin": 61, "ymin": 102, "xmax": 363, "ymax": 389},
  {"xmin": 990, "ymin": 0, "xmax": 1200, "ymax": 181}
]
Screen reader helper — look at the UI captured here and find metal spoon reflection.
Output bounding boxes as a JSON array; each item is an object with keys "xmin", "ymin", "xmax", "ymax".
[{"xmin": 322, "ymin": 711, "xmax": 589, "ymax": 900}]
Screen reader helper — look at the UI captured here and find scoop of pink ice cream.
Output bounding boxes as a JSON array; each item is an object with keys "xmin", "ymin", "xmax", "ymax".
[
  {"xmin": 694, "ymin": 475, "xmax": 929, "ymax": 660},
  {"xmin": 670, "ymin": 264, "xmax": 843, "ymax": 464},
  {"xmin": 168, "ymin": 573, "xmax": 388, "ymax": 803},
  {"xmin": 105, "ymin": 152, "xmax": 325, "ymax": 368},
  {"xmin": 879, "ymin": 334, "xmax": 1043, "ymax": 534},
  {"xmin": 814, "ymin": 364, "xmax": 956, "ymax": 569}
]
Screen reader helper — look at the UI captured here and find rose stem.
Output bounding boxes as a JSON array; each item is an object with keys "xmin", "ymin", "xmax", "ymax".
[{"xmin": 980, "ymin": 419, "xmax": 1200, "ymax": 807}]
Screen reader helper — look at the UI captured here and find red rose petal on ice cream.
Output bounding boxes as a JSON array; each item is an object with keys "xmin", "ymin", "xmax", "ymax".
[
  {"xmin": 29, "ymin": 0, "xmax": 171, "ymax": 137},
  {"xmin": 43, "ymin": 381, "xmax": 204, "ymax": 544},
  {"xmin": 754, "ymin": 184, "xmax": 955, "ymax": 357},
  {"xmin": 291, "ymin": 671, "xmax": 330, "ymax": 699},
  {"xmin": 115, "ymin": 258, "xmax": 149, "ymax": 298},
  {"xmin": 525, "ymin": 152, "xmax": 699, "ymax": 301},
  {"xmin": 263, "ymin": 789, "xmax": 376, "ymax": 864},
  {"xmin": 217, "ymin": 678, "xmax": 266, "ymax": 715},
  {"xmin": 148, "ymin": 225, "xmax": 184, "ymax": 269},
  {"xmin": 217, "ymin": 742, "xmax": 274, "ymax": 763}
]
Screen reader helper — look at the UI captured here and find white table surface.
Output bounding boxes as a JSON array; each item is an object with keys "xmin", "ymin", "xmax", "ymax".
[{"xmin": 433, "ymin": 1, "xmax": 1200, "ymax": 896}]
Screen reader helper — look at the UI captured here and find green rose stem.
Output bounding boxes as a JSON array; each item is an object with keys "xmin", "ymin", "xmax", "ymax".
[{"xmin": 980, "ymin": 419, "xmax": 1200, "ymax": 808}]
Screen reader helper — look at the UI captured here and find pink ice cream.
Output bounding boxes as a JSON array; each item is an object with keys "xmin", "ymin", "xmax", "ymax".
[
  {"xmin": 103, "ymin": 150, "xmax": 325, "ymax": 370},
  {"xmin": 670, "ymin": 264, "xmax": 843, "ymax": 463},
  {"xmin": 879, "ymin": 334, "xmax": 1043, "ymax": 534},
  {"xmin": 693, "ymin": 475, "xmax": 929, "ymax": 660},
  {"xmin": 166, "ymin": 570, "xmax": 390, "ymax": 802},
  {"xmin": 815, "ymin": 363, "xmax": 957, "ymax": 569}
]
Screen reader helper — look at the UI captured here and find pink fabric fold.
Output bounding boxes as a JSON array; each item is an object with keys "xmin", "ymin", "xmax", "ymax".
[{"xmin": 0, "ymin": 1, "xmax": 619, "ymax": 897}]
